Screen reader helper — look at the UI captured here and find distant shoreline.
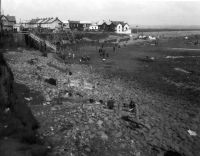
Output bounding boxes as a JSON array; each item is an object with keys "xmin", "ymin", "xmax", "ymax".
[{"xmin": 131, "ymin": 28, "xmax": 200, "ymax": 33}]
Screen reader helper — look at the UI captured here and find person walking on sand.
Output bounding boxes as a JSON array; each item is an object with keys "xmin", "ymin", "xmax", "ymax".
[
  {"xmin": 99, "ymin": 47, "xmax": 103, "ymax": 57},
  {"xmin": 113, "ymin": 45, "xmax": 116, "ymax": 52},
  {"xmin": 102, "ymin": 48, "xmax": 105, "ymax": 58}
]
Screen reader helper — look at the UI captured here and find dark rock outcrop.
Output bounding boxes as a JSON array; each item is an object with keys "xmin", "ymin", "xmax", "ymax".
[{"xmin": 0, "ymin": 53, "xmax": 47, "ymax": 156}]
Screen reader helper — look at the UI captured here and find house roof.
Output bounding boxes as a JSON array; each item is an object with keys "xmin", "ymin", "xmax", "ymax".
[
  {"xmin": 111, "ymin": 21, "xmax": 126, "ymax": 26},
  {"xmin": 47, "ymin": 18, "xmax": 62, "ymax": 24},
  {"xmin": 6, "ymin": 15, "xmax": 16, "ymax": 22},
  {"xmin": 105, "ymin": 21, "xmax": 112, "ymax": 25},
  {"xmin": 96, "ymin": 20, "xmax": 105, "ymax": 25},
  {"xmin": 29, "ymin": 18, "xmax": 40, "ymax": 24},
  {"xmin": 21, "ymin": 20, "xmax": 30, "ymax": 24},
  {"xmin": 37, "ymin": 19, "xmax": 45, "ymax": 24},
  {"xmin": 0, "ymin": 15, "xmax": 16, "ymax": 22},
  {"xmin": 28, "ymin": 17, "xmax": 62, "ymax": 24},
  {"xmin": 90, "ymin": 23, "xmax": 98, "ymax": 26},
  {"xmin": 68, "ymin": 20, "xmax": 80, "ymax": 24},
  {"xmin": 62, "ymin": 20, "xmax": 69, "ymax": 24},
  {"xmin": 47, "ymin": 18, "xmax": 56, "ymax": 23},
  {"xmin": 96, "ymin": 20, "xmax": 113, "ymax": 26},
  {"xmin": 41, "ymin": 18, "xmax": 51, "ymax": 24}
]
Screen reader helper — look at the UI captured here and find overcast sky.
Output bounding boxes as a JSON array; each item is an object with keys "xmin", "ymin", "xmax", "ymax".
[{"xmin": 2, "ymin": 0, "xmax": 200, "ymax": 26}]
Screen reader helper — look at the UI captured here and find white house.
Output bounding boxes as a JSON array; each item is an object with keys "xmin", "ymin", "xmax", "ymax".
[
  {"xmin": 89, "ymin": 23, "xmax": 98, "ymax": 31},
  {"xmin": 124, "ymin": 24, "xmax": 129, "ymax": 31},
  {"xmin": 123, "ymin": 23, "xmax": 131, "ymax": 34},
  {"xmin": 116, "ymin": 23, "xmax": 123, "ymax": 33},
  {"xmin": 80, "ymin": 21, "xmax": 92, "ymax": 30},
  {"xmin": 111, "ymin": 21, "xmax": 131, "ymax": 34}
]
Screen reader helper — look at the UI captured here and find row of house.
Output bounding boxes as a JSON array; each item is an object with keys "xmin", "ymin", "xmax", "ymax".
[
  {"xmin": 65, "ymin": 20, "xmax": 131, "ymax": 34},
  {"xmin": 23, "ymin": 18, "xmax": 131, "ymax": 34},
  {"xmin": 22, "ymin": 17, "xmax": 62, "ymax": 30},
  {"xmin": 0, "ymin": 15, "xmax": 16, "ymax": 31},
  {"xmin": 0, "ymin": 15, "xmax": 131, "ymax": 34}
]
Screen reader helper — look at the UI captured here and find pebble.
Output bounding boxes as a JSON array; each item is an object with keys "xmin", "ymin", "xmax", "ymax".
[
  {"xmin": 89, "ymin": 118, "xmax": 94, "ymax": 124},
  {"xmin": 97, "ymin": 120, "xmax": 103, "ymax": 128},
  {"xmin": 89, "ymin": 134, "xmax": 95, "ymax": 139},
  {"xmin": 99, "ymin": 131, "xmax": 108, "ymax": 140},
  {"xmin": 120, "ymin": 143, "xmax": 126, "ymax": 149},
  {"xmin": 85, "ymin": 147, "xmax": 91, "ymax": 152},
  {"xmin": 51, "ymin": 107, "xmax": 57, "ymax": 111},
  {"xmin": 115, "ymin": 132, "xmax": 122, "ymax": 138},
  {"xmin": 135, "ymin": 151, "xmax": 141, "ymax": 156}
]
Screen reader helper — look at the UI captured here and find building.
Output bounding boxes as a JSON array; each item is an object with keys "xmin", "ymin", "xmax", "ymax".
[
  {"xmin": 80, "ymin": 21, "xmax": 92, "ymax": 31},
  {"xmin": 89, "ymin": 23, "xmax": 98, "ymax": 31},
  {"xmin": 44, "ymin": 17, "xmax": 63, "ymax": 29},
  {"xmin": 0, "ymin": 15, "xmax": 16, "ymax": 31},
  {"xmin": 13, "ymin": 23, "xmax": 22, "ymax": 32},
  {"xmin": 20, "ymin": 20, "xmax": 31, "ymax": 29},
  {"xmin": 68, "ymin": 20, "xmax": 82, "ymax": 30},
  {"xmin": 110, "ymin": 21, "xmax": 131, "ymax": 34},
  {"xmin": 26, "ymin": 17, "xmax": 63, "ymax": 30},
  {"xmin": 28, "ymin": 18, "xmax": 40, "ymax": 28},
  {"xmin": 97, "ymin": 20, "xmax": 109, "ymax": 31}
]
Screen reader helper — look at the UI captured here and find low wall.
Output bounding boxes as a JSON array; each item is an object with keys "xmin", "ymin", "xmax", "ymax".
[{"xmin": 0, "ymin": 33, "xmax": 26, "ymax": 49}]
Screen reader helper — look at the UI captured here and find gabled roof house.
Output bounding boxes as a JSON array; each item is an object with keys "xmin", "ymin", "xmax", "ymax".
[{"xmin": 0, "ymin": 15, "xmax": 16, "ymax": 31}]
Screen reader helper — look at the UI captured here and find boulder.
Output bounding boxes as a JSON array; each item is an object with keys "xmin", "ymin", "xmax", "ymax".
[
  {"xmin": 107, "ymin": 99, "xmax": 115, "ymax": 109},
  {"xmin": 44, "ymin": 78, "xmax": 57, "ymax": 86}
]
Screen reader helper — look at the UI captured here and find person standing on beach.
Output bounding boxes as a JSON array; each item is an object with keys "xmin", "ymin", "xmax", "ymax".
[{"xmin": 113, "ymin": 45, "xmax": 116, "ymax": 52}]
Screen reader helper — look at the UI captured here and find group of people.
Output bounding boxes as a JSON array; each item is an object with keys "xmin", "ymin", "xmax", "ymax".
[
  {"xmin": 98, "ymin": 46, "xmax": 108, "ymax": 58},
  {"xmin": 98, "ymin": 44, "xmax": 119, "ymax": 60}
]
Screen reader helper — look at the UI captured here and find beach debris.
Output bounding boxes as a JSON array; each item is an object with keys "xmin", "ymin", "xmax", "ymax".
[
  {"xmin": 149, "ymin": 36, "xmax": 156, "ymax": 40},
  {"xmin": 129, "ymin": 100, "xmax": 136, "ymax": 109},
  {"xmin": 89, "ymin": 98, "xmax": 95, "ymax": 103},
  {"xmin": 138, "ymin": 35, "xmax": 148, "ymax": 40},
  {"xmin": 99, "ymin": 131, "xmax": 108, "ymax": 140},
  {"xmin": 187, "ymin": 129, "xmax": 197, "ymax": 136},
  {"xmin": 99, "ymin": 100, "xmax": 104, "ymax": 104},
  {"xmin": 24, "ymin": 97, "xmax": 33, "ymax": 101},
  {"xmin": 80, "ymin": 56, "xmax": 90, "ymax": 62},
  {"xmin": 45, "ymin": 78, "xmax": 57, "ymax": 86},
  {"xmin": 166, "ymin": 56, "xmax": 184, "ymax": 59},
  {"xmin": 139, "ymin": 56, "xmax": 155, "ymax": 62},
  {"xmin": 164, "ymin": 150, "xmax": 182, "ymax": 156},
  {"xmin": 174, "ymin": 68, "xmax": 190, "ymax": 74},
  {"xmin": 165, "ymin": 55, "xmax": 200, "ymax": 59},
  {"xmin": 4, "ymin": 108, "xmax": 10, "ymax": 113},
  {"xmin": 27, "ymin": 58, "xmax": 38, "ymax": 65}
]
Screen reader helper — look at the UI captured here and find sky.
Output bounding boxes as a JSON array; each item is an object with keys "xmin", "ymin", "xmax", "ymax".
[{"xmin": 1, "ymin": 0, "xmax": 200, "ymax": 26}]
